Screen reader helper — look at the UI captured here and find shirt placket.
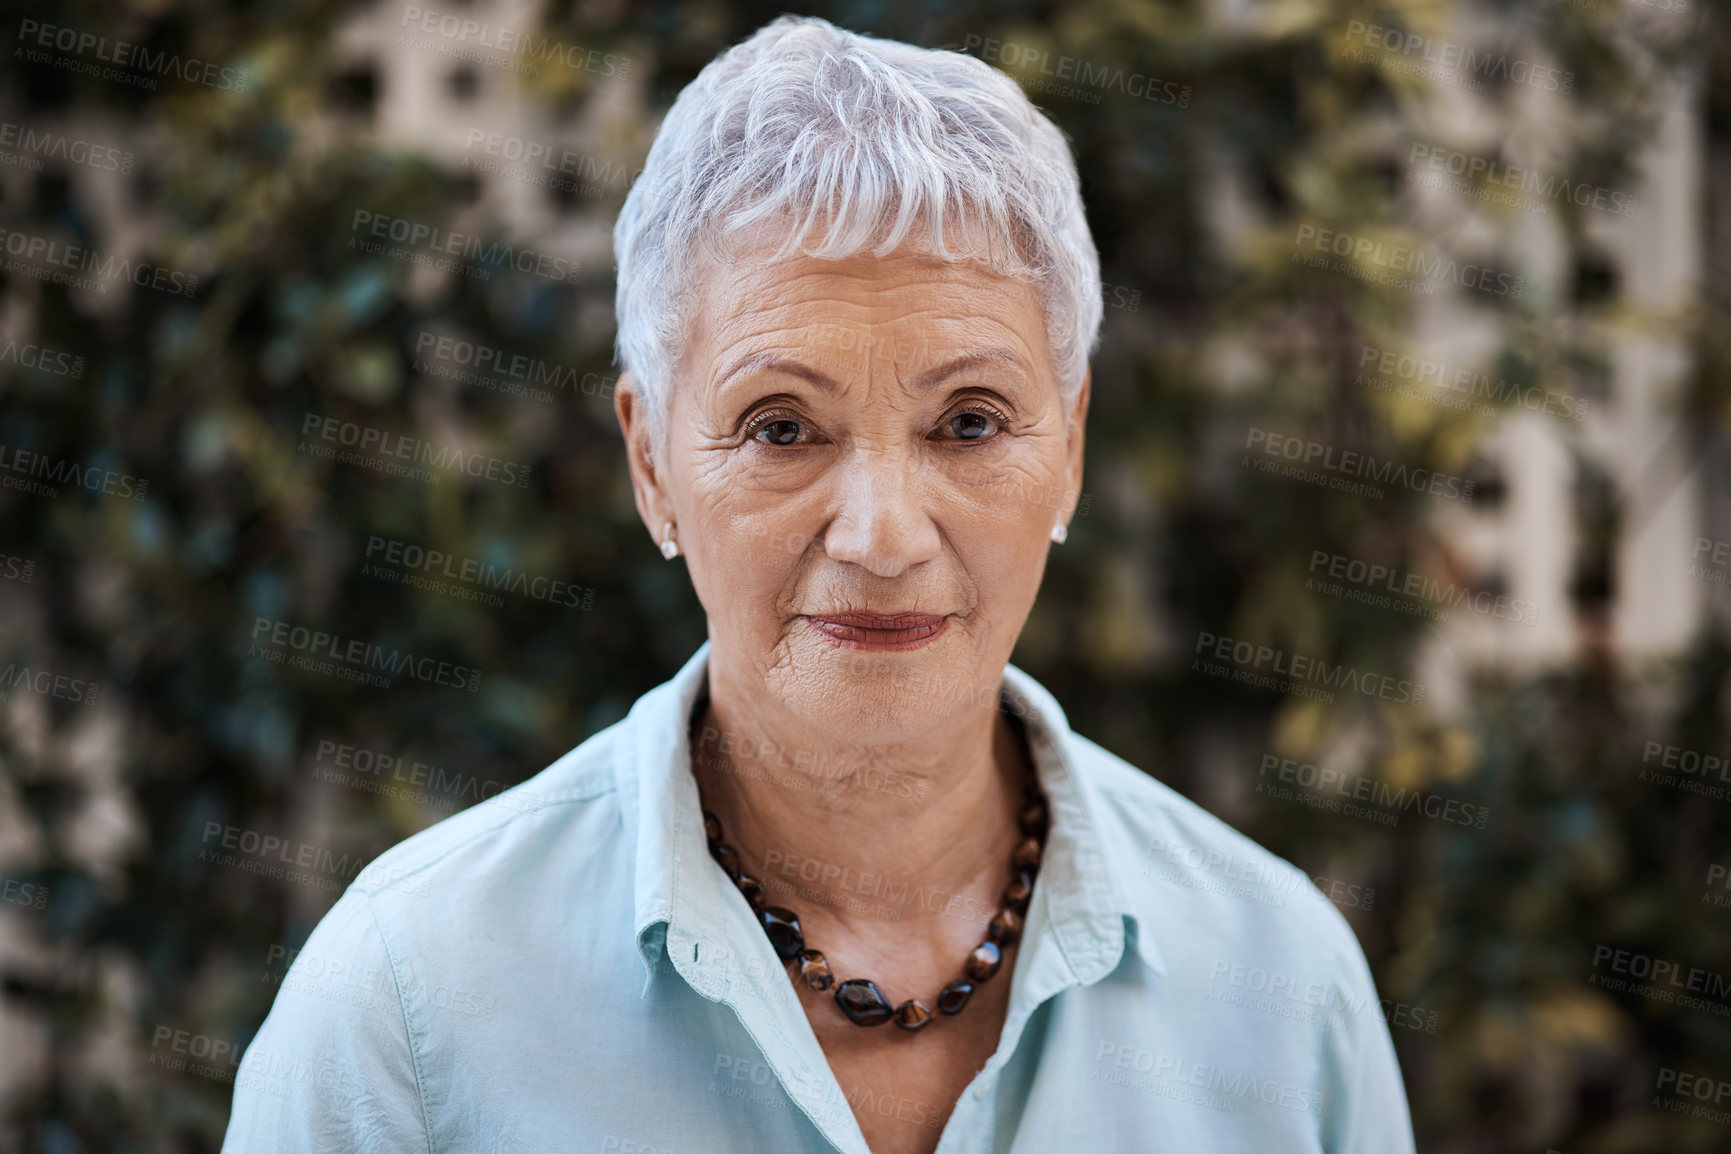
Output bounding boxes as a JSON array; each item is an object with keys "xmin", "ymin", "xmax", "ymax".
[
  {"xmin": 667, "ymin": 911, "xmax": 873, "ymax": 1154},
  {"xmin": 931, "ymin": 686, "xmax": 1134, "ymax": 1154},
  {"xmin": 655, "ymin": 666, "xmax": 877, "ymax": 1154}
]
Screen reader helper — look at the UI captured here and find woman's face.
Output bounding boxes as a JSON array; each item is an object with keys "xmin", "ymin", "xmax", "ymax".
[{"xmin": 617, "ymin": 243, "xmax": 1089, "ymax": 746}]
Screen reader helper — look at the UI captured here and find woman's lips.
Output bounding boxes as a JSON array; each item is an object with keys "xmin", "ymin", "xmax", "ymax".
[{"xmin": 804, "ymin": 612, "xmax": 949, "ymax": 651}]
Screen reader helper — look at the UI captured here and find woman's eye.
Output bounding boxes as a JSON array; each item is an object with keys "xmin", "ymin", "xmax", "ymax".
[
  {"xmin": 941, "ymin": 409, "xmax": 1002, "ymax": 442},
  {"xmin": 750, "ymin": 417, "xmax": 807, "ymax": 446}
]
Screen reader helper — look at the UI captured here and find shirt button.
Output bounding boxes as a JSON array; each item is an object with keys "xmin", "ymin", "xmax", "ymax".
[{"xmin": 973, "ymin": 1081, "xmax": 990, "ymax": 1099}]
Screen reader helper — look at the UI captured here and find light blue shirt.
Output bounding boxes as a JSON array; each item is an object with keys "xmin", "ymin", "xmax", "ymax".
[{"xmin": 222, "ymin": 640, "xmax": 1415, "ymax": 1153}]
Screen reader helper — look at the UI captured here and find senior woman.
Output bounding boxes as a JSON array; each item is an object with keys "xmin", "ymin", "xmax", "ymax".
[{"xmin": 224, "ymin": 15, "xmax": 1414, "ymax": 1154}]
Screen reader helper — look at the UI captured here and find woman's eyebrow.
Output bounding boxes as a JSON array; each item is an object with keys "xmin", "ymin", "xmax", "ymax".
[
  {"xmin": 911, "ymin": 349, "xmax": 1031, "ymax": 391},
  {"xmin": 713, "ymin": 348, "xmax": 1032, "ymax": 396},
  {"xmin": 713, "ymin": 351, "xmax": 840, "ymax": 395}
]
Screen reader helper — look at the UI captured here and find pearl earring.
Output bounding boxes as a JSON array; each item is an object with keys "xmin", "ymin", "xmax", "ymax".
[
  {"xmin": 660, "ymin": 522, "xmax": 680, "ymax": 560},
  {"xmin": 1050, "ymin": 522, "xmax": 1067, "ymax": 544}
]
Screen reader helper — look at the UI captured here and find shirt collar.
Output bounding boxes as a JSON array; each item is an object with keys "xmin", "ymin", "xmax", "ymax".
[
  {"xmin": 999, "ymin": 661, "xmax": 1166, "ymax": 979},
  {"xmin": 613, "ymin": 639, "xmax": 1164, "ymax": 996}
]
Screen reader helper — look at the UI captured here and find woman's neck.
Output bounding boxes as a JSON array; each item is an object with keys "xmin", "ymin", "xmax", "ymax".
[{"xmin": 688, "ymin": 661, "xmax": 1032, "ymax": 946}]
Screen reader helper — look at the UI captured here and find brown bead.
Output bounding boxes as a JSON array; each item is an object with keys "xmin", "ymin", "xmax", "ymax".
[
  {"xmin": 937, "ymin": 979, "xmax": 974, "ymax": 1015},
  {"xmin": 1011, "ymin": 836, "xmax": 1042, "ymax": 871},
  {"xmin": 834, "ymin": 979, "xmax": 895, "ymax": 1026},
  {"xmin": 702, "ymin": 810, "xmax": 722, "ymax": 844},
  {"xmin": 1018, "ymin": 800, "xmax": 1048, "ymax": 837},
  {"xmin": 1004, "ymin": 870, "xmax": 1034, "ymax": 912},
  {"xmin": 987, "ymin": 908, "xmax": 1022, "ymax": 947},
  {"xmin": 735, "ymin": 873, "xmax": 766, "ymax": 909},
  {"xmin": 894, "ymin": 1000, "xmax": 935, "ymax": 1031},
  {"xmin": 712, "ymin": 842, "xmax": 741, "ymax": 878},
  {"xmin": 758, "ymin": 906, "xmax": 805, "ymax": 959},
  {"xmin": 965, "ymin": 941, "xmax": 1002, "ymax": 983},
  {"xmin": 795, "ymin": 948, "xmax": 834, "ymax": 991}
]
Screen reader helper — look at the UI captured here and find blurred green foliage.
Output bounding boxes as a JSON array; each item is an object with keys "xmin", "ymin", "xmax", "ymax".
[{"xmin": 0, "ymin": 0, "xmax": 1726, "ymax": 1151}]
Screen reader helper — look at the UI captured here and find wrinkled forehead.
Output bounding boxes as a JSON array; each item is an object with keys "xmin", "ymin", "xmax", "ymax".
[{"xmin": 675, "ymin": 231, "xmax": 1056, "ymax": 396}]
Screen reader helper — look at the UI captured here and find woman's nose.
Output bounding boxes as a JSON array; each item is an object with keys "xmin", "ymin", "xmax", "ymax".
[{"xmin": 819, "ymin": 445, "xmax": 943, "ymax": 579}]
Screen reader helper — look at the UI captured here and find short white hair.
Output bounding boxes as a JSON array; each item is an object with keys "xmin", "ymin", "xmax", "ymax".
[{"xmin": 611, "ymin": 14, "xmax": 1103, "ymax": 454}]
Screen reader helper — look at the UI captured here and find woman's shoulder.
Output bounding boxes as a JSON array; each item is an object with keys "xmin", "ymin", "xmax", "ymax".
[
  {"xmin": 342, "ymin": 720, "xmax": 631, "ymax": 907},
  {"xmin": 1064, "ymin": 727, "xmax": 1298, "ymax": 871},
  {"xmin": 1063, "ymin": 729, "xmax": 1375, "ymax": 979}
]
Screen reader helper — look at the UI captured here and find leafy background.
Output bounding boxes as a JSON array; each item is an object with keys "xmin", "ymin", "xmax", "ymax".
[{"xmin": 0, "ymin": 0, "xmax": 1726, "ymax": 1150}]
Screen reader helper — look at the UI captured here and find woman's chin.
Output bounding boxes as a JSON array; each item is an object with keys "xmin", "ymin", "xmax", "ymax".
[{"xmin": 771, "ymin": 646, "xmax": 995, "ymax": 744}]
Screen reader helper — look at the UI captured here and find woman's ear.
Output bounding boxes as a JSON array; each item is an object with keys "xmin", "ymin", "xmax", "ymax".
[
  {"xmin": 1061, "ymin": 367, "xmax": 1091, "ymax": 525},
  {"xmin": 614, "ymin": 372, "xmax": 677, "ymax": 548}
]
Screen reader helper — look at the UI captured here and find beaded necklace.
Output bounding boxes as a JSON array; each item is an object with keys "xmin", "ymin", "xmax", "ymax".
[{"xmin": 693, "ymin": 701, "xmax": 1048, "ymax": 1031}]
